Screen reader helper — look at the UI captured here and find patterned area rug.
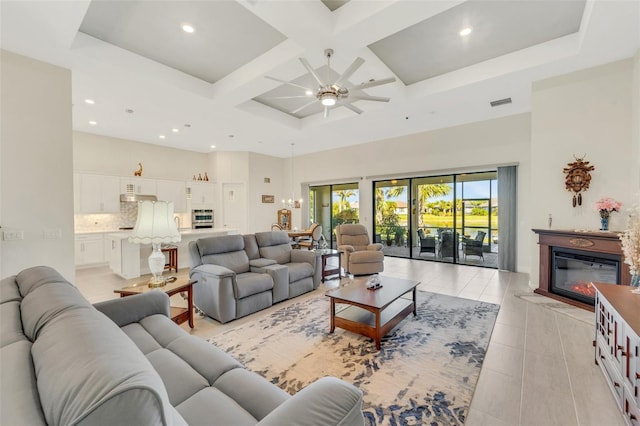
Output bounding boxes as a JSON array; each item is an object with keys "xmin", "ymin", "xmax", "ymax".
[{"xmin": 209, "ymin": 290, "xmax": 499, "ymax": 426}]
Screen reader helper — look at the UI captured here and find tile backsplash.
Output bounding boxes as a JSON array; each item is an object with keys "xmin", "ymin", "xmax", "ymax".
[{"xmin": 75, "ymin": 203, "xmax": 190, "ymax": 233}]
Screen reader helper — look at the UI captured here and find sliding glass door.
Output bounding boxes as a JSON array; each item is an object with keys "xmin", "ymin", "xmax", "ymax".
[
  {"xmin": 309, "ymin": 183, "xmax": 359, "ymax": 248},
  {"xmin": 374, "ymin": 171, "xmax": 498, "ymax": 268},
  {"xmin": 374, "ymin": 179, "xmax": 410, "ymax": 258}
]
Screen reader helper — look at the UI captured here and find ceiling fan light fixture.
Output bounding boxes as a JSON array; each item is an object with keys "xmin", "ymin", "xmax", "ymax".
[{"xmin": 320, "ymin": 93, "xmax": 337, "ymax": 106}]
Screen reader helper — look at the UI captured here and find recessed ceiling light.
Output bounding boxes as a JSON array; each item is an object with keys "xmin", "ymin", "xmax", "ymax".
[
  {"xmin": 228, "ymin": 134, "xmax": 235, "ymax": 138},
  {"xmin": 88, "ymin": 120, "xmax": 97, "ymax": 125},
  {"xmin": 459, "ymin": 27, "xmax": 472, "ymax": 37},
  {"xmin": 182, "ymin": 24, "xmax": 195, "ymax": 33},
  {"xmin": 172, "ymin": 128, "xmax": 179, "ymax": 133},
  {"xmin": 159, "ymin": 135, "xmax": 166, "ymax": 139},
  {"xmin": 184, "ymin": 123, "xmax": 191, "ymax": 128},
  {"xmin": 210, "ymin": 145, "xmax": 216, "ymax": 149},
  {"xmin": 125, "ymin": 108, "xmax": 134, "ymax": 114},
  {"xmin": 84, "ymin": 99, "xmax": 95, "ymax": 105},
  {"xmin": 305, "ymin": 90, "xmax": 313, "ymax": 96}
]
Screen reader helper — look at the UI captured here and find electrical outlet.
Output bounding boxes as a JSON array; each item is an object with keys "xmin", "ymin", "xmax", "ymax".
[
  {"xmin": 44, "ymin": 229, "xmax": 62, "ymax": 240},
  {"xmin": 3, "ymin": 230, "xmax": 24, "ymax": 241}
]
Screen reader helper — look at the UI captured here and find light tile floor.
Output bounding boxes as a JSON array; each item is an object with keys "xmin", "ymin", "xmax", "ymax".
[{"xmin": 75, "ymin": 256, "xmax": 624, "ymax": 426}]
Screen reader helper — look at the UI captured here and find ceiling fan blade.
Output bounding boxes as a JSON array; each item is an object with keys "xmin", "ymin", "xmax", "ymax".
[
  {"xmin": 290, "ymin": 99, "xmax": 318, "ymax": 115},
  {"xmin": 350, "ymin": 94, "xmax": 390, "ymax": 102},
  {"xmin": 264, "ymin": 76, "xmax": 315, "ymax": 92},
  {"xmin": 266, "ymin": 95, "xmax": 313, "ymax": 100},
  {"xmin": 343, "ymin": 103, "xmax": 363, "ymax": 115},
  {"xmin": 299, "ymin": 58, "xmax": 326, "ymax": 87},
  {"xmin": 324, "ymin": 107, "xmax": 330, "ymax": 118},
  {"xmin": 334, "ymin": 57, "xmax": 365, "ymax": 88},
  {"xmin": 349, "ymin": 77, "xmax": 396, "ymax": 91}
]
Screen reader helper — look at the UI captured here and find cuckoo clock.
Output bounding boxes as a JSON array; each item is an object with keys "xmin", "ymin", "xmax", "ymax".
[{"xmin": 562, "ymin": 156, "xmax": 595, "ymax": 207}]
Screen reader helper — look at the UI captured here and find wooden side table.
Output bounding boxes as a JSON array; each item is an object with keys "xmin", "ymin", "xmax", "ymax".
[
  {"xmin": 114, "ymin": 279, "xmax": 197, "ymax": 328},
  {"xmin": 315, "ymin": 249, "xmax": 342, "ymax": 282}
]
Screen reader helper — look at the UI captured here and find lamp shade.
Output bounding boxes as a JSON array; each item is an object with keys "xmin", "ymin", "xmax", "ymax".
[{"xmin": 129, "ymin": 201, "xmax": 181, "ymax": 245}]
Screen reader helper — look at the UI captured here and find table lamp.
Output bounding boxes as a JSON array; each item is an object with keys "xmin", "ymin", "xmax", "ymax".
[{"xmin": 129, "ymin": 201, "xmax": 181, "ymax": 287}]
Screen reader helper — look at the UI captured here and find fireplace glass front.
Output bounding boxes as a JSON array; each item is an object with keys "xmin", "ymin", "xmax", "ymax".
[{"xmin": 551, "ymin": 247, "xmax": 620, "ymax": 305}]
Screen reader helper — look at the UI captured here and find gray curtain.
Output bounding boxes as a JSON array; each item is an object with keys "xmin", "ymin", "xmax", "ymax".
[{"xmin": 497, "ymin": 166, "xmax": 517, "ymax": 271}]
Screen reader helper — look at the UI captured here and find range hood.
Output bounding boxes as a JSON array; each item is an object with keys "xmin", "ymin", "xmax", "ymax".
[{"xmin": 120, "ymin": 194, "xmax": 158, "ymax": 203}]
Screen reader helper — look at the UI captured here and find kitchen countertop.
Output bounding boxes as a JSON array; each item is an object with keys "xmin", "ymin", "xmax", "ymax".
[{"xmin": 105, "ymin": 228, "xmax": 238, "ymax": 240}]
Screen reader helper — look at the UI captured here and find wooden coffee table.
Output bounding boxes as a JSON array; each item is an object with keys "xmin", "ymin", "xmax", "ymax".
[
  {"xmin": 114, "ymin": 278, "xmax": 197, "ymax": 328},
  {"xmin": 325, "ymin": 276, "xmax": 419, "ymax": 350}
]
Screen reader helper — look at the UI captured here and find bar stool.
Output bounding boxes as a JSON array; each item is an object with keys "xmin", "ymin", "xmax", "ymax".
[{"xmin": 161, "ymin": 245, "xmax": 178, "ymax": 273}]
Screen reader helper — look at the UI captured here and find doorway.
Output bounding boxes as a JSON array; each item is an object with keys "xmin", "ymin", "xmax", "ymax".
[{"xmin": 222, "ymin": 182, "xmax": 246, "ymax": 234}]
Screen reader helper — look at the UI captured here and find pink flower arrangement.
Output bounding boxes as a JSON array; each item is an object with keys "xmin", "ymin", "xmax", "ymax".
[{"xmin": 595, "ymin": 197, "xmax": 622, "ymax": 218}]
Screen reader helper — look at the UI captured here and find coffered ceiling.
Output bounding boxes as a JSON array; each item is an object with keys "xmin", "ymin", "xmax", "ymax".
[{"xmin": 1, "ymin": 0, "xmax": 639, "ymax": 158}]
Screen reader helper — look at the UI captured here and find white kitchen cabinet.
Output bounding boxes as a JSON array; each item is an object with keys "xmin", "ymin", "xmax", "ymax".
[
  {"xmin": 188, "ymin": 181, "xmax": 215, "ymax": 209},
  {"xmin": 75, "ymin": 233, "xmax": 106, "ymax": 266},
  {"xmin": 157, "ymin": 179, "xmax": 187, "ymax": 213},
  {"xmin": 120, "ymin": 177, "xmax": 156, "ymax": 195},
  {"xmin": 78, "ymin": 174, "xmax": 120, "ymax": 213},
  {"xmin": 107, "ymin": 234, "xmax": 140, "ymax": 279}
]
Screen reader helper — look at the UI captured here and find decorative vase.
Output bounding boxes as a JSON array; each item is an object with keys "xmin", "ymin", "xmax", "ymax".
[
  {"xmin": 632, "ymin": 274, "xmax": 640, "ymax": 289},
  {"xmin": 599, "ymin": 211, "xmax": 610, "ymax": 231}
]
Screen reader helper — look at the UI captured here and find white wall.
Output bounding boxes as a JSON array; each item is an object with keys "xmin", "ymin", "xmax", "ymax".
[
  {"xmin": 247, "ymin": 152, "xmax": 286, "ymax": 233},
  {"xmin": 1, "ymin": 50, "xmax": 75, "ymax": 280},
  {"xmin": 74, "ymin": 131, "xmax": 208, "ymax": 180},
  {"xmin": 291, "ymin": 113, "xmax": 532, "ymax": 273},
  {"xmin": 530, "ymin": 58, "xmax": 638, "ymax": 287}
]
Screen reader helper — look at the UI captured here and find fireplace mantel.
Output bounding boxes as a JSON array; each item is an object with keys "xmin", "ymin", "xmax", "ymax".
[{"xmin": 532, "ymin": 228, "xmax": 631, "ymax": 311}]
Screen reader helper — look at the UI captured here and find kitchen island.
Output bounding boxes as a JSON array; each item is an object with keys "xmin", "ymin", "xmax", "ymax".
[{"xmin": 106, "ymin": 228, "xmax": 239, "ymax": 279}]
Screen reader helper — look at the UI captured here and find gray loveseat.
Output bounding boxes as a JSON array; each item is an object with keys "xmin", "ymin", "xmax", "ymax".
[
  {"xmin": 1, "ymin": 266, "xmax": 364, "ymax": 426},
  {"xmin": 189, "ymin": 231, "xmax": 320, "ymax": 323}
]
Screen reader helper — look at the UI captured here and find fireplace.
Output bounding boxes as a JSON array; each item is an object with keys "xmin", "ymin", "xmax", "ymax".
[
  {"xmin": 551, "ymin": 247, "xmax": 620, "ymax": 305},
  {"xmin": 532, "ymin": 229, "xmax": 630, "ymax": 311}
]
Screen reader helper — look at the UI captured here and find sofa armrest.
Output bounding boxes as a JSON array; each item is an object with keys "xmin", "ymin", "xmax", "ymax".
[
  {"xmin": 290, "ymin": 249, "xmax": 316, "ymax": 267},
  {"xmin": 250, "ymin": 258, "xmax": 278, "ymax": 269},
  {"xmin": 338, "ymin": 244, "xmax": 355, "ymax": 253},
  {"xmin": 367, "ymin": 243, "xmax": 383, "ymax": 251},
  {"xmin": 94, "ymin": 291, "xmax": 170, "ymax": 327},
  {"xmin": 190, "ymin": 263, "xmax": 235, "ymax": 279},
  {"xmin": 257, "ymin": 377, "xmax": 364, "ymax": 426}
]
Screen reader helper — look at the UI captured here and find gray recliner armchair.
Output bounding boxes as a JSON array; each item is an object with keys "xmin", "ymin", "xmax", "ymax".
[{"xmin": 335, "ymin": 224, "xmax": 384, "ymax": 275}]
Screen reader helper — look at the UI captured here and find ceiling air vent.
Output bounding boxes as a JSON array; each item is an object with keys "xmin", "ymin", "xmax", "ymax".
[{"xmin": 490, "ymin": 97, "xmax": 512, "ymax": 107}]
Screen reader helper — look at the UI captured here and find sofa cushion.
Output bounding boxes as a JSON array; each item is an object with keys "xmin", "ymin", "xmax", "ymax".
[
  {"xmin": 235, "ymin": 272, "xmax": 274, "ymax": 299},
  {"xmin": 243, "ymin": 234, "xmax": 260, "ymax": 260},
  {"xmin": 1, "ymin": 340, "xmax": 46, "ymax": 425},
  {"xmin": 287, "ymin": 262, "xmax": 314, "ymax": 283},
  {"xmin": 255, "ymin": 232, "xmax": 292, "ymax": 265},
  {"xmin": 1, "ymin": 300, "xmax": 26, "ymax": 348},
  {"xmin": 197, "ymin": 235, "xmax": 250, "ymax": 274},
  {"xmin": 0, "ymin": 275, "xmax": 21, "ymax": 304}
]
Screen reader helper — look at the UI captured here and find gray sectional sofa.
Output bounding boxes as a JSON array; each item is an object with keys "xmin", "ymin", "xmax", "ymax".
[
  {"xmin": 1, "ymin": 265, "xmax": 364, "ymax": 426},
  {"xmin": 189, "ymin": 231, "xmax": 321, "ymax": 323}
]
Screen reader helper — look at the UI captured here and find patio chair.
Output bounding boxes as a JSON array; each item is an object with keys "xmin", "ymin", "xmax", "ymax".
[
  {"xmin": 463, "ymin": 231, "xmax": 486, "ymax": 261},
  {"xmin": 438, "ymin": 231, "xmax": 458, "ymax": 259},
  {"xmin": 417, "ymin": 229, "xmax": 436, "ymax": 256}
]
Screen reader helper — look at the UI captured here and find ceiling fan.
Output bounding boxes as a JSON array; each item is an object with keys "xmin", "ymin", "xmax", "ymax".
[{"xmin": 265, "ymin": 48, "xmax": 396, "ymax": 118}]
